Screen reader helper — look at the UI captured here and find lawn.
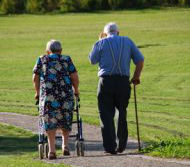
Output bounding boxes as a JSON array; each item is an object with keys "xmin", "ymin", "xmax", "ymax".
[
  {"xmin": 0, "ymin": 8, "xmax": 190, "ymax": 158},
  {"xmin": 0, "ymin": 123, "xmax": 68, "ymax": 167}
]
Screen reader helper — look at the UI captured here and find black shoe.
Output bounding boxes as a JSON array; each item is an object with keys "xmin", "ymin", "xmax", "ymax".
[
  {"xmin": 104, "ymin": 150, "xmax": 117, "ymax": 155},
  {"xmin": 48, "ymin": 152, "xmax": 57, "ymax": 160},
  {"xmin": 63, "ymin": 147, "xmax": 70, "ymax": 156},
  {"xmin": 117, "ymin": 148, "xmax": 125, "ymax": 153}
]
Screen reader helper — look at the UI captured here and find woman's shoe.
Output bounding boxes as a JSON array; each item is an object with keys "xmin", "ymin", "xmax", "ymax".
[
  {"xmin": 48, "ymin": 152, "xmax": 57, "ymax": 160},
  {"xmin": 63, "ymin": 147, "xmax": 70, "ymax": 156}
]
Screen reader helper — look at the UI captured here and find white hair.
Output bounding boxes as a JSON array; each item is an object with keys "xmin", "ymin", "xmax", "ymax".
[
  {"xmin": 46, "ymin": 39, "xmax": 62, "ymax": 53},
  {"xmin": 103, "ymin": 22, "xmax": 119, "ymax": 35}
]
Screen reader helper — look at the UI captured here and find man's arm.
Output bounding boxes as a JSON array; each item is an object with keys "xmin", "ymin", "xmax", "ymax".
[
  {"xmin": 131, "ymin": 61, "xmax": 144, "ymax": 85},
  {"xmin": 70, "ymin": 72, "xmax": 79, "ymax": 96},
  {"xmin": 32, "ymin": 74, "xmax": 40, "ymax": 99}
]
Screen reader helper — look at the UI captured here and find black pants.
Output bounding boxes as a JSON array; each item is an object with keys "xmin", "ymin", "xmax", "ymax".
[{"xmin": 97, "ymin": 75, "xmax": 131, "ymax": 152}]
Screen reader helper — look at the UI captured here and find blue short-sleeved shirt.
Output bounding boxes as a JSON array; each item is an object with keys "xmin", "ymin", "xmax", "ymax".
[{"xmin": 89, "ymin": 34, "xmax": 144, "ymax": 77}]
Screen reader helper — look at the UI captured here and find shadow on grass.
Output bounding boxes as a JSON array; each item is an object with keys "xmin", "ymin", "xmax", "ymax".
[
  {"xmin": 129, "ymin": 120, "xmax": 189, "ymax": 138},
  {"xmin": 137, "ymin": 43, "xmax": 164, "ymax": 48},
  {"xmin": 0, "ymin": 135, "xmax": 38, "ymax": 155}
]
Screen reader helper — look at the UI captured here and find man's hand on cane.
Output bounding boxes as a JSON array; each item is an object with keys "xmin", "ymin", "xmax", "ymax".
[
  {"xmin": 131, "ymin": 61, "xmax": 144, "ymax": 85},
  {"xmin": 131, "ymin": 77, "xmax": 140, "ymax": 85}
]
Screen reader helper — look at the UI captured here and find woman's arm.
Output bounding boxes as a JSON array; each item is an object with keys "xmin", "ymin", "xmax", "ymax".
[
  {"xmin": 70, "ymin": 72, "xmax": 79, "ymax": 96},
  {"xmin": 32, "ymin": 74, "xmax": 40, "ymax": 99}
]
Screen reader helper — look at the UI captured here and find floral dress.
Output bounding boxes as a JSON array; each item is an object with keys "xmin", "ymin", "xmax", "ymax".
[{"xmin": 33, "ymin": 53, "xmax": 77, "ymax": 131}]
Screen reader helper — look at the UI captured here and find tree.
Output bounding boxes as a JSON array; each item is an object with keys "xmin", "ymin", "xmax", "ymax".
[
  {"xmin": 43, "ymin": 0, "xmax": 60, "ymax": 12},
  {"xmin": 1, "ymin": 0, "xmax": 26, "ymax": 14},
  {"xmin": 59, "ymin": 0, "xmax": 81, "ymax": 12},
  {"xmin": 26, "ymin": 0, "xmax": 44, "ymax": 13}
]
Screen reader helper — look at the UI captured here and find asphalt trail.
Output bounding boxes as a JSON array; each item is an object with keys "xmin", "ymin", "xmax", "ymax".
[{"xmin": 0, "ymin": 112, "xmax": 189, "ymax": 167}]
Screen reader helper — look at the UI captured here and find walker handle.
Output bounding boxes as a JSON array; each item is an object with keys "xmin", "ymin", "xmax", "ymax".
[{"xmin": 75, "ymin": 94, "xmax": 80, "ymax": 102}]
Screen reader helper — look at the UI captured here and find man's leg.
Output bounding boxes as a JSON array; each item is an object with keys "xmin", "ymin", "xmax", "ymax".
[
  {"xmin": 115, "ymin": 77, "xmax": 131, "ymax": 152},
  {"xmin": 116, "ymin": 105, "xmax": 128, "ymax": 152},
  {"xmin": 97, "ymin": 77, "xmax": 117, "ymax": 153}
]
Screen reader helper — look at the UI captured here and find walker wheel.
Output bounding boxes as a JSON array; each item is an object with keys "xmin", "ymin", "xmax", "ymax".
[
  {"xmin": 75, "ymin": 141, "xmax": 85, "ymax": 156},
  {"xmin": 38, "ymin": 144, "xmax": 44, "ymax": 159},
  {"xmin": 44, "ymin": 143, "xmax": 49, "ymax": 158},
  {"xmin": 80, "ymin": 142, "xmax": 85, "ymax": 156},
  {"xmin": 75, "ymin": 141, "xmax": 80, "ymax": 156}
]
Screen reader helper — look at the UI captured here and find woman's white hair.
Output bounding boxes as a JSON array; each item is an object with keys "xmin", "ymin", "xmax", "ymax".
[
  {"xmin": 46, "ymin": 39, "xmax": 62, "ymax": 53},
  {"xmin": 103, "ymin": 22, "xmax": 119, "ymax": 35}
]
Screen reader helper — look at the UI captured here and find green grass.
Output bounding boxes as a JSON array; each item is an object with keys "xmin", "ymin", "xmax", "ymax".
[
  {"xmin": 0, "ymin": 7, "xmax": 190, "ymax": 159},
  {"xmin": 0, "ymin": 123, "xmax": 68, "ymax": 167},
  {"xmin": 142, "ymin": 138, "xmax": 190, "ymax": 158}
]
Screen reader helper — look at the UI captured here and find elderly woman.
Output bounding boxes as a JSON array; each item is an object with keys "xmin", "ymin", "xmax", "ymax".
[{"xmin": 32, "ymin": 40, "xmax": 79, "ymax": 159}]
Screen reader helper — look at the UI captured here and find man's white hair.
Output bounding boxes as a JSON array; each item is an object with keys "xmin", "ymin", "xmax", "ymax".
[
  {"xmin": 46, "ymin": 39, "xmax": 62, "ymax": 53},
  {"xmin": 103, "ymin": 22, "xmax": 119, "ymax": 35}
]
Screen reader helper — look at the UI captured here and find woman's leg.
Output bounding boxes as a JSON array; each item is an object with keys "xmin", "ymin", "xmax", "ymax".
[
  {"xmin": 61, "ymin": 129, "xmax": 70, "ymax": 150},
  {"xmin": 46, "ymin": 129, "xmax": 56, "ymax": 154}
]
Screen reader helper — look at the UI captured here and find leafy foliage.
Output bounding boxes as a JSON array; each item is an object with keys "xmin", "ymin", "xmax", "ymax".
[
  {"xmin": 59, "ymin": 0, "xmax": 81, "ymax": 12},
  {"xmin": 0, "ymin": 0, "xmax": 190, "ymax": 14},
  {"xmin": 26, "ymin": 0, "xmax": 59, "ymax": 13},
  {"xmin": 1, "ymin": 0, "xmax": 26, "ymax": 14},
  {"xmin": 26, "ymin": 0, "xmax": 44, "ymax": 13}
]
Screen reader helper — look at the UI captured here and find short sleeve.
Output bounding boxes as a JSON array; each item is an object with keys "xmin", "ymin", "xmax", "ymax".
[
  {"xmin": 130, "ymin": 39, "xmax": 144, "ymax": 64},
  {"xmin": 67, "ymin": 56, "xmax": 77, "ymax": 74},
  {"xmin": 33, "ymin": 57, "xmax": 42, "ymax": 75}
]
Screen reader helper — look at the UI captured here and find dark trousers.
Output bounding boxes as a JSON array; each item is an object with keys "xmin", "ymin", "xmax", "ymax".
[{"xmin": 97, "ymin": 75, "xmax": 131, "ymax": 152}]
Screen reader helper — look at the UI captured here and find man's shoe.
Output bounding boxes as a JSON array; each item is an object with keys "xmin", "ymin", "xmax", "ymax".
[
  {"xmin": 117, "ymin": 148, "xmax": 125, "ymax": 153},
  {"xmin": 104, "ymin": 150, "xmax": 117, "ymax": 155}
]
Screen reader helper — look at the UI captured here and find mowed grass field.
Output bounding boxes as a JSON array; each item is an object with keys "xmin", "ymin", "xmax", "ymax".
[
  {"xmin": 0, "ymin": 123, "xmax": 68, "ymax": 167},
  {"xmin": 0, "ymin": 8, "xmax": 190, "ymax": 158}
]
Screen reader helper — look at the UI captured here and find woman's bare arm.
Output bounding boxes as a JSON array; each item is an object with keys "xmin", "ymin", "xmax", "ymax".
[
  {"xmin": 70, "ymin": 72, "xmax": 79, "ymax": 96},
  {"xmin": 32, "ymin": 74, "xmax": 40, "ymax": 99}
]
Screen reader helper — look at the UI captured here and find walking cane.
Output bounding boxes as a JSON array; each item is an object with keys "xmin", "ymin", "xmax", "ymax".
[{"xmin": 133, "ymin": 84, "xmax": 141, "ymax": 151}]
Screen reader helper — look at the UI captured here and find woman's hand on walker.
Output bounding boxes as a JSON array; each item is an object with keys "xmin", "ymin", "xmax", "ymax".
[
  {"xmin": 74, "ymin": 89, "xmax": 80, "ymax": 97},
  {"xmin": 35, "ymin": 92, "xmax": 39, "ymax": 100}
]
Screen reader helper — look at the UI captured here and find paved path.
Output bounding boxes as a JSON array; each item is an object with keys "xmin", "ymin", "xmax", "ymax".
[{"xmin": 0, "ymin": 112, "xmax": 190, "ymax": 167}]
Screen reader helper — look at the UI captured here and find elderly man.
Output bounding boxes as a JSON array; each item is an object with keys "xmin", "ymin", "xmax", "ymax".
[{"xmin": 89, "ymin": 22, "xmax": 144, "ymax": 154}]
